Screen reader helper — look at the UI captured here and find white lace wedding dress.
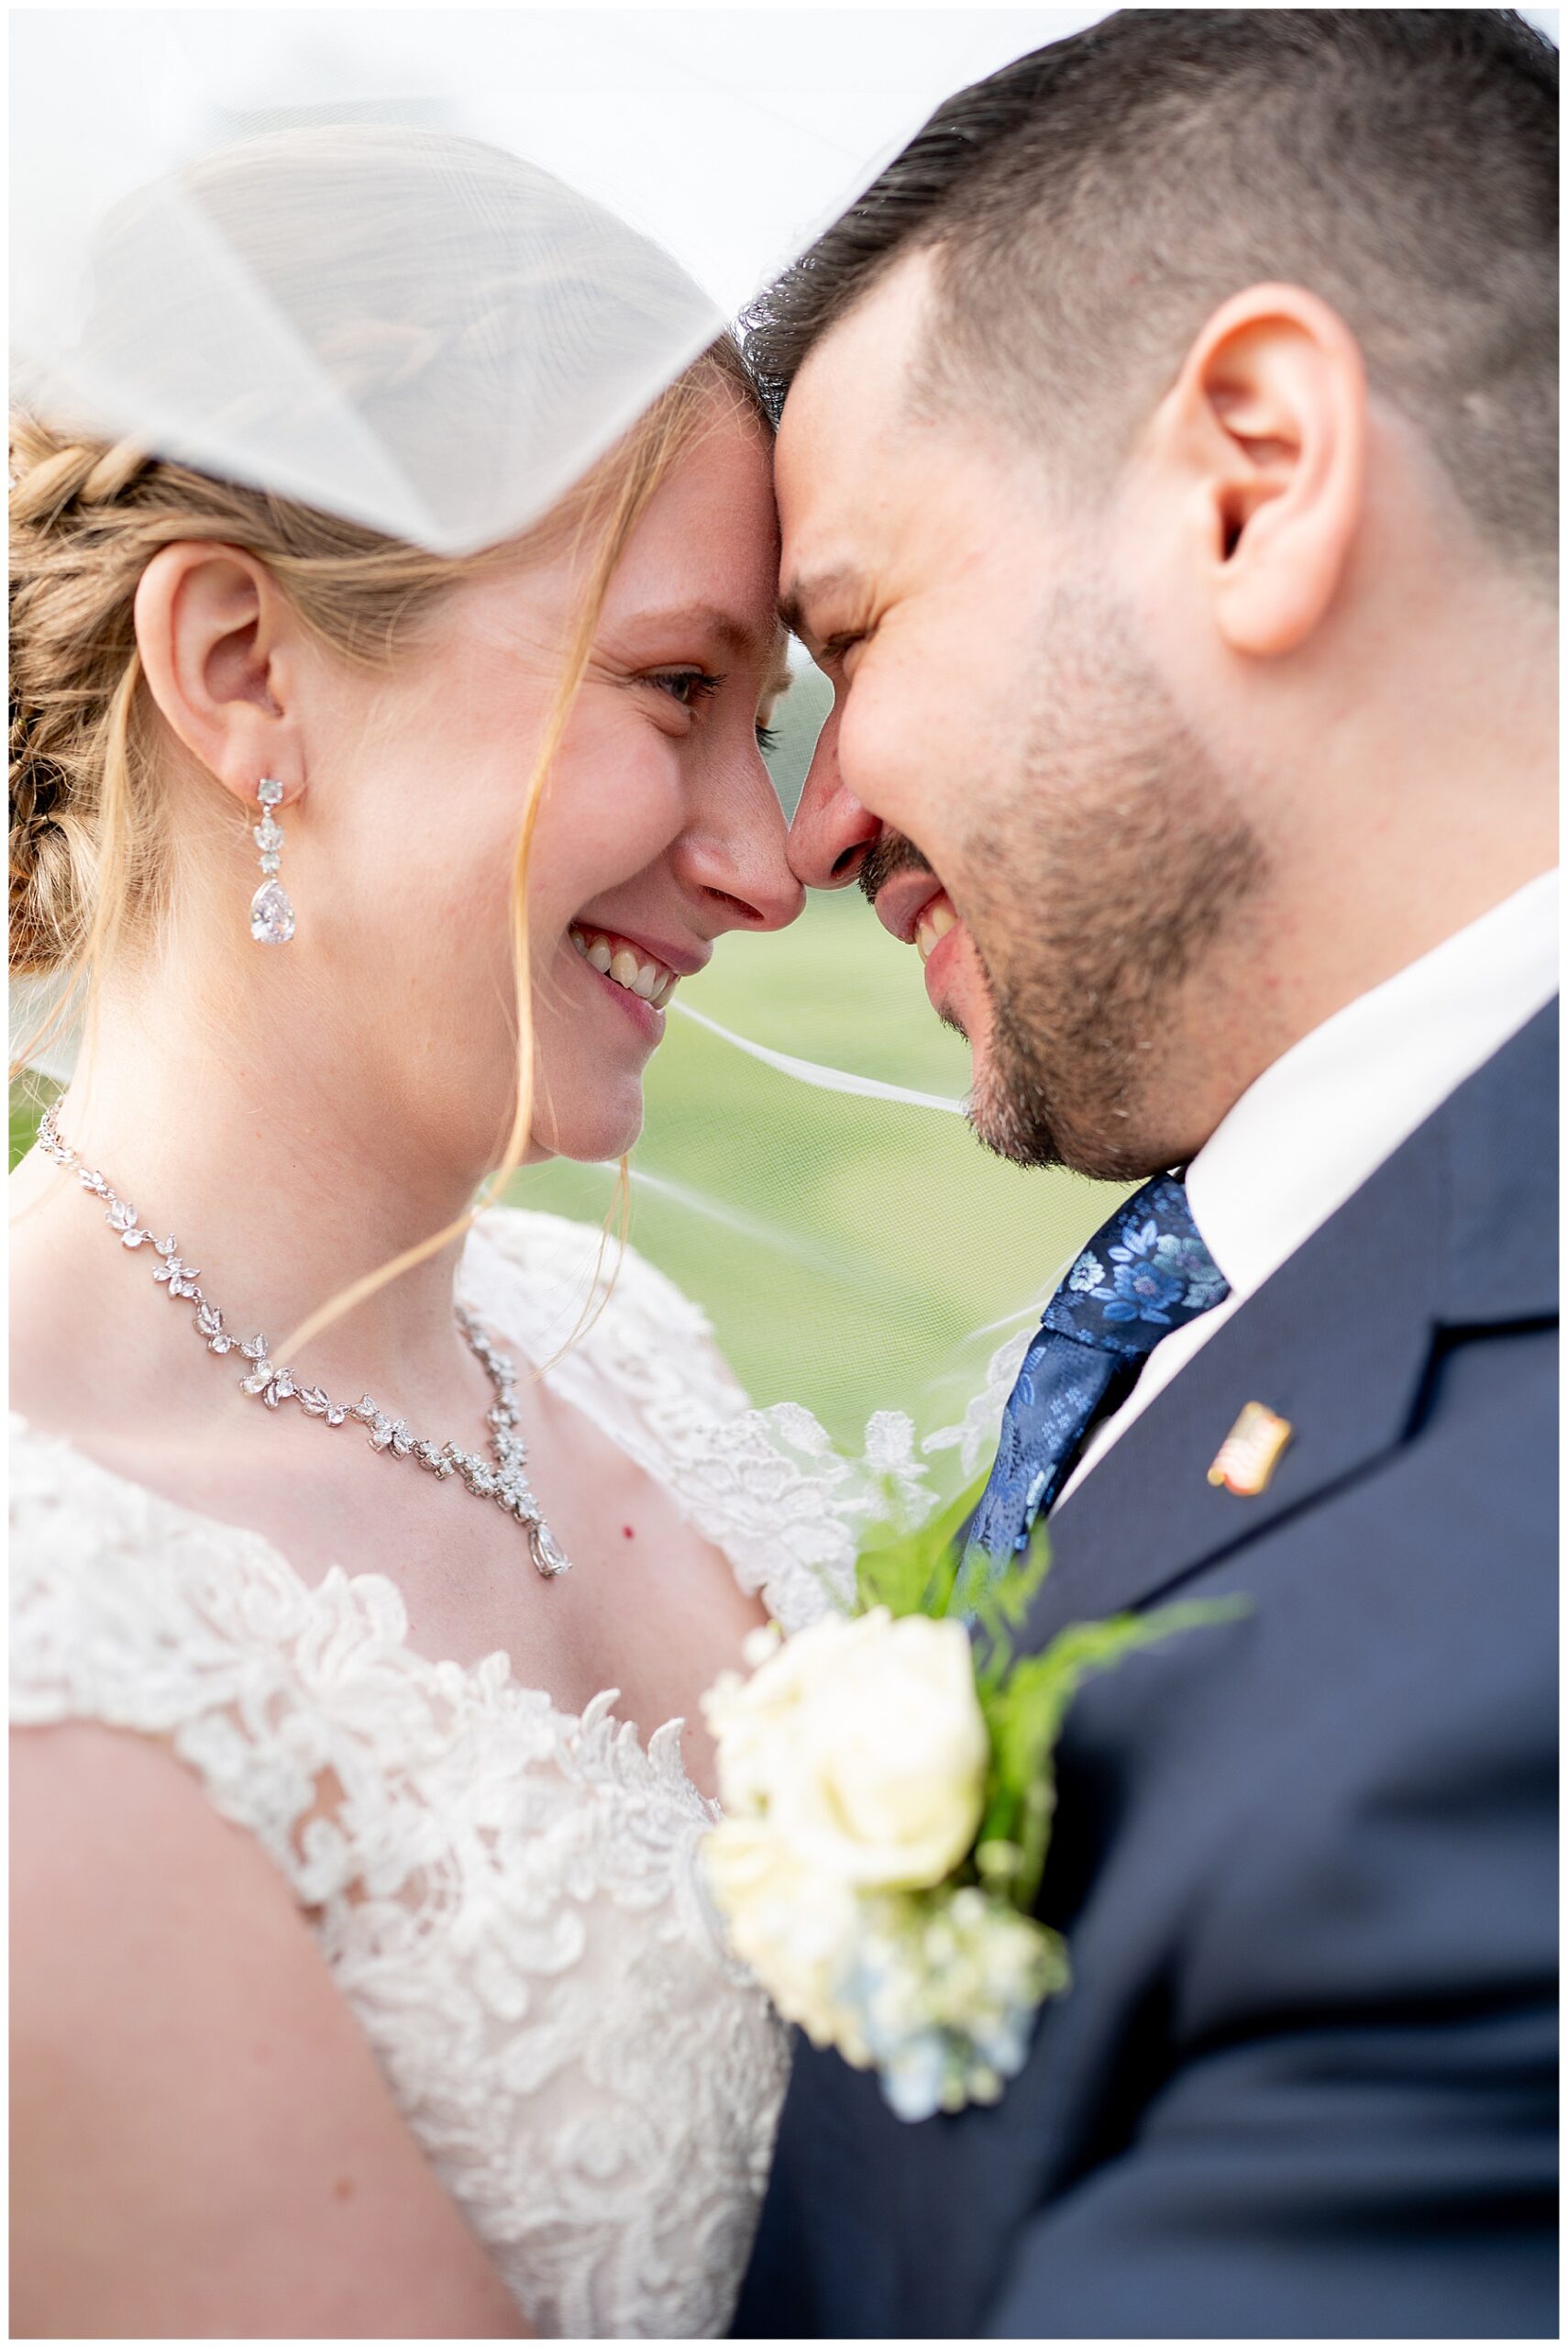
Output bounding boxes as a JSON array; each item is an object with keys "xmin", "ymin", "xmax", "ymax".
[{"xmin": 9, "ymin": 1206, "xmax": 901, "ymax": 2338}]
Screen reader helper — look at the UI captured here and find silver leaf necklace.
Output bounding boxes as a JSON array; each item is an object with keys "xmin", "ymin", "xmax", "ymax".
[{"xmin": 37, "ymin": 1103, "xmax": 571, "ymax": 1578}]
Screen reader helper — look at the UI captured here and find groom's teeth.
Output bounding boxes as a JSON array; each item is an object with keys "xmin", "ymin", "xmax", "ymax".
[
  {"xmin": 569, "ymin": 925, "xmax": 679, "ymax": 1009},
  {"xmin": 915, "ymin": 898, "xmax": 958, "ymax": 963}
]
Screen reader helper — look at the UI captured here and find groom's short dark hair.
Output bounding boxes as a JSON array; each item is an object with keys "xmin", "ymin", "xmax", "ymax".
[{"xmin": 746, "ymin": 9, "xmax": 1558, "ymax": 581}]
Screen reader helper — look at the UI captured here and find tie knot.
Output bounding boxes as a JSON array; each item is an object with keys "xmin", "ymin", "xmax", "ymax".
[{"xmin": 1040, "ymin": 1172, "xmax": 1228, "ymax": 1363}]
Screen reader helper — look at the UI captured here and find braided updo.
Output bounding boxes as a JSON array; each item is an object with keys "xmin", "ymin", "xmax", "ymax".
[{"xmin": 10, "ymin": 423, "xmax": 152, "ymax": 977}]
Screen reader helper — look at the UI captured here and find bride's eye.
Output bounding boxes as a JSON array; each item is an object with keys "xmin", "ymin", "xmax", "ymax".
[{"xmin": 648, "ymin": 669, "xmax": 723, "ymax": 712}]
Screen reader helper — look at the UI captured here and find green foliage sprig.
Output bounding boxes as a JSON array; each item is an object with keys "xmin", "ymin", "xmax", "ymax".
[{"xmin": 857, "ymin": 1476, "xmax": 1248, "ymax": 1914}]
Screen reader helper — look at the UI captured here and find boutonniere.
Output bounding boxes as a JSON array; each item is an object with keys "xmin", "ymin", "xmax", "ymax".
[{"xmin": 702, "ymin": 1482, "xmax": 1242, "ymax": 2121}]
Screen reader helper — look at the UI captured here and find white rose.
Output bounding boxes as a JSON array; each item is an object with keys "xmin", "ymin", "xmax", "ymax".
[{"xmin": 704, "ymin": 1607, "xmax": 988, "ymax": 1893}]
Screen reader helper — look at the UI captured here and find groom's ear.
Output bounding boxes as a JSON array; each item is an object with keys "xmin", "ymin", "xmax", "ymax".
[{"xmin": 1153, "ymin": 284, "xmax": 1366, "ymax": 659}]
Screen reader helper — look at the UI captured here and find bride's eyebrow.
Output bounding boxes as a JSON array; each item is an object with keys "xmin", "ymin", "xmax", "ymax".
[{"xmin": 619, "ymin": 601, "xmax": 773, "ymax": 665}]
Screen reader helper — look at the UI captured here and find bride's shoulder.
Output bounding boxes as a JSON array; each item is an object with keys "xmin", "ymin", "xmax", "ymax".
[{"xmin": 462, "ymin": 1205, "xmax": 742, "ymax": 1399}]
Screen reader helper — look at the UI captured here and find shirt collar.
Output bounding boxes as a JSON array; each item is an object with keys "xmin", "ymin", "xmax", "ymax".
[{"xmin": 1186, "ymin": 869, "xmax": 1560, "ymax": 1303}]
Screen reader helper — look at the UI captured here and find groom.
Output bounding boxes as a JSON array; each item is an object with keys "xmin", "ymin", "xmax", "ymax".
[{"xmin": 737, "ymin": 11, "xmax": 1557, "ymax": 2338}]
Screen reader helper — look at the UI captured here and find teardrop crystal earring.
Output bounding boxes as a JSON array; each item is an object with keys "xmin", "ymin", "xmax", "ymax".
[{"xmin": 249, "ymin": 777, "xmax": 295, "ymax": 945}]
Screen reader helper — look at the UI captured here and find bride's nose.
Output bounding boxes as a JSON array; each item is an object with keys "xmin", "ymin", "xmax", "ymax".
[{"xmin": 673, "ymin": 763, "xmax": 805, "ymax": 935}]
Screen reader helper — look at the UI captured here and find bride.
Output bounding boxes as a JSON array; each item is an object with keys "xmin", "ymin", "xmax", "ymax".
[{"xmin": 9, "ymin": 127, "xmax": 863, "ymax": 2339}]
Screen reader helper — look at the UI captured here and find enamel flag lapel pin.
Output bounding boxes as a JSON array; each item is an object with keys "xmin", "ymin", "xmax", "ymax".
[{"xmin": 1208, "ymin": 1401, "xmax": 1294, "ymax": 1497}]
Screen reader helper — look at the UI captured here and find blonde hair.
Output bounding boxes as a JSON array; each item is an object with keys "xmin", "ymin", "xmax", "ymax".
[{"xmin": 10, "ymin": 352, "xmax": 761, "ymax": 1350}]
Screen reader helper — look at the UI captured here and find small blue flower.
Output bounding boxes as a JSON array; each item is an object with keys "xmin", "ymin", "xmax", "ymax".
[
  {"xmin": 1109, "ymin": 1219, "xmax": 1160, "ymax": 1264},
  {"xmin": 1102, "ymin": 1258, "xmax": 1186, "ymax": 1324},
  {"xmin": 1146, "ymin": 1232, "xmax": 1227, "ymax": 1314},
  {"xmin": 1066, "ymin": 1254, "xmax": 1105, "ymax": 1295},
  {"xmin": 880, "ymin": 2034, "xmax": 948, "ymax": 2123}
]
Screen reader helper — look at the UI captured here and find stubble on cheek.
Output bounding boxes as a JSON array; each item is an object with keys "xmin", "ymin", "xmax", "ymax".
[{"xmin": 957, "ymin": 599, "xmax": 1269, "ymax": 1180}]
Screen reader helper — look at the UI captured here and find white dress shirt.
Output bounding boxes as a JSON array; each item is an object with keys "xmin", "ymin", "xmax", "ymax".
[{"xmin": 1057, "ymin": 868, "xmax": 1560, "ymax": 1506}]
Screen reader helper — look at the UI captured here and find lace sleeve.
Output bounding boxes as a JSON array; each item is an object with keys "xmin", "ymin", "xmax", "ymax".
[
  {"xmin": 12, "ymin": 1421, "xmax": 309, "ymax": 1859},
  {"xmin": 8, "ymin": 1416, "xmax": 452, "ymax": 1909}
]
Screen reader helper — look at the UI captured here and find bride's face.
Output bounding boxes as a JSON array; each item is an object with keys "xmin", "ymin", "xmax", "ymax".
[{"xmin": 304, "ymin": 397, "xmax": 801, "ymax": 1169}]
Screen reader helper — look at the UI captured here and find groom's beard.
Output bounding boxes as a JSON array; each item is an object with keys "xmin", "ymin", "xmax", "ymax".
[{"xmin": 965, "ymin": 589, "xmax": 1268, "ymax": 1181}]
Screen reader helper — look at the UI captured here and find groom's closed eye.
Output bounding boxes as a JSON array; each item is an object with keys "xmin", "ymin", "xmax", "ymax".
[{"xmin": 778, "ymin": 567, "xmax": 872, "ymax": 661}]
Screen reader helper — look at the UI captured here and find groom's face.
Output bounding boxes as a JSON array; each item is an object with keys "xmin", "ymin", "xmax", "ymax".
[{"xmin": 777, "ymin": 256, "xmax": 1265, "ymax": 1181}]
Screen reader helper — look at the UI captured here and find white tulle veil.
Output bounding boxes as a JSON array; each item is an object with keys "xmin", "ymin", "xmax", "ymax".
[{"xmin": 11, "ymin": 6, "xmax": 1126, "ymax": 1520}]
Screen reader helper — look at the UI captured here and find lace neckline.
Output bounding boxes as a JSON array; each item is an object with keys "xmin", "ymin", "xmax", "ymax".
[{"xmin": 6, "ymin": 1222, "xmax": 728, "ymax": 1806}]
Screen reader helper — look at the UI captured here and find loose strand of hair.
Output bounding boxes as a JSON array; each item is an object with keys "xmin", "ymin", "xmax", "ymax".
[{"xmin": 271, "ymin": 396, "xmax": 689, "ymax": 1365}]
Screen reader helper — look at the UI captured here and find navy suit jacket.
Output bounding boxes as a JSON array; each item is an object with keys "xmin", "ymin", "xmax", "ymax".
[{"xmin": 735, "ymin": 1003, "xmax": 1558, "ymax": 2340}]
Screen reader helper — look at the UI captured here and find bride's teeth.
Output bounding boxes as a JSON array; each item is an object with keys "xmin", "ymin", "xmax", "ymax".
[{"xmin": 577, "ymin": 925, "xmax": 677, "ymax": 1002}]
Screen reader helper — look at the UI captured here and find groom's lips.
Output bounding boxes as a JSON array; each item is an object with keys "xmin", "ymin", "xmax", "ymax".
[
  {"xmin": 872, "ymin": 869, "xmax": 952, "ymax": 948},
  {"xmin": 920, "ymin": 912, "xmax": 966, "ymax": 1015},
  {"xmin": 870, "ymin": 867, "xmax": 971, "ymax": 1020}
]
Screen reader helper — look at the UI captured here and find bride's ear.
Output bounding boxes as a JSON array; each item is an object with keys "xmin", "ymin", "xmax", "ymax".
[
  {"xmin": 133, "ymin": 543, "xmax": 307, "ymax": 808},
  {"xmin": 1153, "ymin": 283, "xmax": 1366, "ymax": 659}
]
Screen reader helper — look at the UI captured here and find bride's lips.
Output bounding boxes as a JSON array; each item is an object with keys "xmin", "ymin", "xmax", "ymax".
[{"xmin": 566, "ymin": 920, "xmax": 710, "ymax": 1043}]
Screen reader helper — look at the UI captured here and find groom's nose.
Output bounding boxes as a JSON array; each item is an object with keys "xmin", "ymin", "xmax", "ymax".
[{"xmin": 787, "ymin": 714, "xmax": 883, "ymax": 891}]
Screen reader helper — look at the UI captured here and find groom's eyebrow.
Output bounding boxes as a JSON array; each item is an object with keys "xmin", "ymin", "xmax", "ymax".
[{"xmin": 778, "ymin": 568, "xmax": 861, "ymax": 650}]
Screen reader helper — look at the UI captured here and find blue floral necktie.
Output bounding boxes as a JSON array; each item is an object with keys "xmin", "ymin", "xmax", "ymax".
[{"xmin": 965, "ymin": 1175, "xmax": 1230, "ymax": 1570}]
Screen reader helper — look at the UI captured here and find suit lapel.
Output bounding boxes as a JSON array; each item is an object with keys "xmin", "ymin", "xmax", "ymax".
[{"xmin": 1025, "ymin": 1001, "xmax": 1559, "ymax": 1648}]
